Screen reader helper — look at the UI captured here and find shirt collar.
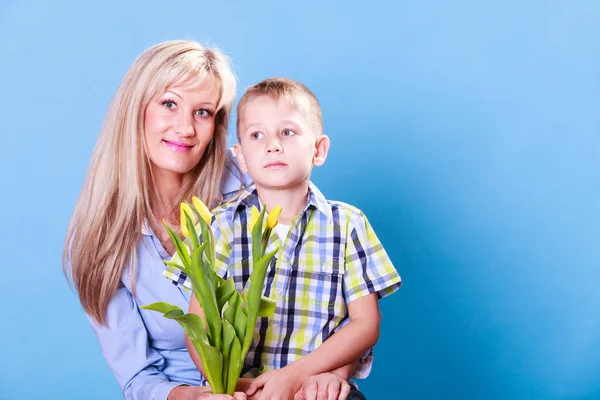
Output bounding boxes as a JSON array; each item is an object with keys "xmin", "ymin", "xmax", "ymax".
[
  {"xmin": 307, "ymin": 182, "xmax": 333, "ymax": 221},
  {"xmin": 141, "ymin": 219, "xmax": 153, "ymax": 236},
  {"xmin": 230, "ymin": 182, "xmax": 332, "ymax": 221}
]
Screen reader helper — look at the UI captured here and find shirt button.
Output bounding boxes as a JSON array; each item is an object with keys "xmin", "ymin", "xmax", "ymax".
[
  {"xmin": 276, "ymin": 289, "xmax": 283, "ymax": 296},
  {"xmin": 272, "ymin": 322, "xmax": 279, "ymax": 329}
]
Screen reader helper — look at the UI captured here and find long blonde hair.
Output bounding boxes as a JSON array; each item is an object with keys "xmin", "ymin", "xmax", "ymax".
[{"xmin": 63, "ymin": 40, "xmax": 237, "ymax": 325}]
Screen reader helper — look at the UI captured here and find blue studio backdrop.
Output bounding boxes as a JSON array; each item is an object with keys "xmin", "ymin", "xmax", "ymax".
[{"xmin": 0, "ymin": 1, "xmax": 598, "ymax": 399}]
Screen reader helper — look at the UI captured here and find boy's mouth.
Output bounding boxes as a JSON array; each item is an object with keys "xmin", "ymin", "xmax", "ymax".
[{"xmin": 264, "ymin": 162, "xmax": 287, "ymax": 169}]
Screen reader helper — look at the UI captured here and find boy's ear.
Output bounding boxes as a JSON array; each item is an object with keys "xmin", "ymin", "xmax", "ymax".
[
  {"xmin": 233, "ymin": 143, "xmax": 248, "ymax": 174},
  {"xmin": 313, "ymin": 134, "xmax": 330, "ymax": 167}
]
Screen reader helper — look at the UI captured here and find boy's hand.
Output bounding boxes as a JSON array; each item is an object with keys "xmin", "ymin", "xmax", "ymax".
[
  {"xmin": 246, "ymin": 367, "xmax": 304, "ymax": 400},
  {"xmin": 294, "ymin": 373, "xmax": 351, "ymax": 400}
]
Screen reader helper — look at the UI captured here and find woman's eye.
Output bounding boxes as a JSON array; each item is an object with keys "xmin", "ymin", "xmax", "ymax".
[
  {"xmin": 195, "ymin": 109, "xmax": 211, "ymax": 117},
  {"xmin": 282, "ymin": 129, "xmax": 296, "ymax": 136},
  {"xmin": 162, "ymin": 100, "xmax": 176, "ymax": 109},
  {"xmin": 251, "ymin": 132, "xmax": 263, "ymax": 139}
]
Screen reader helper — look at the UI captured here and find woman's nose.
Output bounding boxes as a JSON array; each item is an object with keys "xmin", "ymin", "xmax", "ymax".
[{"xmin": 174, "ymin": 113, "xmax": 194, "ymax": 137}]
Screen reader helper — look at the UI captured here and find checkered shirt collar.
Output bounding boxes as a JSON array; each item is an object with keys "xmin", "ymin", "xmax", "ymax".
[{"xmin": 230, "ymin": 182, "xmax": 333, "ymax": 221}]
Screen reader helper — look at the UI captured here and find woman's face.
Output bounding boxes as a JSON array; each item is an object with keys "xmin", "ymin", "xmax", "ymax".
[{"xmin": 144, "ymin": 79, "xmax": 220, "ymax": 182}]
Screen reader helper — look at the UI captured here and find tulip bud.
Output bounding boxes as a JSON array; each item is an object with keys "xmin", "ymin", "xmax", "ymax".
[
  {"xmin": 192, "ymin": 196, "xmax": 212, "ymax": 224},
  {"xmin": 249, "ymin": 206, "xmax": 260, "ymax": 231},
  {"xmin": 180, "ymin": 203, "xmax": 196, "ymax": 237},
  {"xmin": 266, "ymin": 205, "xmax": 282, "ymax": 229}
]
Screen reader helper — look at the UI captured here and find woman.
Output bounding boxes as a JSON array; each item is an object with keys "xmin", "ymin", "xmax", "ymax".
[{"xmin": 64, "ymin": 40, "xmax": 352, "ymax": 400}]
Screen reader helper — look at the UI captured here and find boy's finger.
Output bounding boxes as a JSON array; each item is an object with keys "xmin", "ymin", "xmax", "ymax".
[
  {"xmin": 338, "ymin": 382, "xmax": 351, "ymax": 400},
  {"xmin": 246, "ymin": 376, "xmax": 265, "ymax": 396},
  {"xmin": 232, "ymin": 392, "xmax": 248, "ymax": 400},
  {"xmin": 303, "ymin": 379, "xmax": 318, "ymax": 400},
  {"xmin": 326, "ymin": 380, "xmax": 341, "ymax": 400},
  {"xmin": 294, "ymin": 391, "xmax": 306, "ymax": 400}
]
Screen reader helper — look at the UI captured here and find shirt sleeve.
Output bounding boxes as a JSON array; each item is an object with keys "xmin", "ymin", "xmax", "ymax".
[
  {"xmin": 343, "ymin": 210, "xmax": 402, "ymax": 303},
  {"xmin": 341, "ymin": 211, "xmax": 401, "ymax": 379},
  {"xmin": 87, "ymin": 284, "xmax": 186, "ymax": 400}
]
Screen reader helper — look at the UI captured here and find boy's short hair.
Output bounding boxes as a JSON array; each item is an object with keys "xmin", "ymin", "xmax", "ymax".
[{"xmin": 236, "ymin": 77, "xmax": 323, "ymax": 139}]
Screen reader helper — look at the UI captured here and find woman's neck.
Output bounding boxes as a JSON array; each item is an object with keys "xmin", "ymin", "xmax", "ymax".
[
  {"xmin": 151, "ymin": 168, "xmax": 184, "ymax": 223},
  {"xmin": 255, "ymin": 181, "xmax": 310, "ymax": 225}
]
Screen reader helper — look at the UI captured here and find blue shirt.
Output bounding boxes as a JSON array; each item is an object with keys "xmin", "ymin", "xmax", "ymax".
[{"xmin": 87, "ymin": 150, "xmax": 250, "ymax": 400}]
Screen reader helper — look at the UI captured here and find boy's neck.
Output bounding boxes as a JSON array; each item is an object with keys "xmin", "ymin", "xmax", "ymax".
[{"xmin": 255, "ymin": 181, "xmax": 310, "ymax": 225}]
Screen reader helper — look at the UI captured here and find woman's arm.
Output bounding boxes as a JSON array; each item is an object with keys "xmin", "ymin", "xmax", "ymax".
[{"xmin": 88, "ymin": 284, "xmax": 188, "ymax": 400}]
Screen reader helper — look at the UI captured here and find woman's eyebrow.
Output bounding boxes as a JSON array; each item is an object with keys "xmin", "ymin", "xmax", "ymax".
[{"xmin": 164, "ymin": 90, "xmax": 183, "ymax": 100}]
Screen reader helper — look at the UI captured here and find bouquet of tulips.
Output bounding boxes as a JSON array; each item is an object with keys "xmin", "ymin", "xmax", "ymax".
[{"xmin": 142, "ymin": 197, "xmax": 281, "ymax": 394}]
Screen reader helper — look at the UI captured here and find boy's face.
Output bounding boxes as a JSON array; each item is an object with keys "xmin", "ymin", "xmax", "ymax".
[{"xmin": 235, "ymin": 95, "xmax": 328, "ymax": 192}]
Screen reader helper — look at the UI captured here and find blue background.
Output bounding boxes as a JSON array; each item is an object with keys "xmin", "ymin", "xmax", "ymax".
[{"xmin": 1, "ymin": 1, "xmax": 599, "ymax": 399}]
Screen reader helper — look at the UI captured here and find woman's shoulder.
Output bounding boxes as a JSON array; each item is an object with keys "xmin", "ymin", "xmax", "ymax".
[{"xmin": 221, "ymin": 147, "xmax": 252, "ymax": 198}]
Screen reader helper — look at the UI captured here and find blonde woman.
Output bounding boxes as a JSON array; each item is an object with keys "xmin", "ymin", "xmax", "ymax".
[
  {"xmin": 64, "ymin": 40, "xmax": 354, "ymax": 400},
  {"xmin": 64, "ymin": 40, "xmax": 249, "ymax": 400}
]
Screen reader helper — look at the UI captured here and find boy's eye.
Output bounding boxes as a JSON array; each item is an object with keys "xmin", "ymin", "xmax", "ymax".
[
  {"xmin": 162, "ymin": 100, "xmax": 177, "ymax": 109},
  {"xmin": 251, "ymin": 132, "xmax": 264, "ymax": 139},
  {"xmin": 281, "ymin": 129, "xmax": 296, "ymax": 137}
]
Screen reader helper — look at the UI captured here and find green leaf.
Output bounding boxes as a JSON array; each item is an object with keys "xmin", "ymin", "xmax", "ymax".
[
  {"xmin": 164, "ymin": 222, "xmax": 191, "ymax": 268},
  {"xmin": 191, "ymin": 338, "xmax": 225, "ymax": 394},
  {"xmin": 172, "ymin": 313, "xmax": 208, "ymax": 343},
  {"xmin": 224, "ymin": 292, "xmax": 247, "ymax": 344},
  {"xmin": 184, "ymin": 207, "xmax": 200, "ymax": 250},
  {"xmin": 163, "ymin": 260, "xmax": 186, "ymax": 273},
  {"xmin": 191, "ymin": 245, "xmax": 221, "ymax": 349},
  {"xmin": 257, "ymin": 296, "xmax": 277, "ymax": 318},
  {"xmin": 242, "ymin": 248, "xmax": 278, "ymax": 356},
  {"xmin": 198, "ymin": 216, "xmax": 216, "ymax": 267},
  {"xmin": 140, "ymin": 302, "xmax": 182, "ymax": 315},
  {"xmin": 220, "ymin": 319, "xmax": 236, "ymax": 391},
  {"xmin": 140, "ymin": 303, "xmax": 208, "ymax": 344},
  {"xmin": 216, "ymin": 278, "xmax": 236, "ymax": 313},
  {"xmin": 226, "ymin": 335, "xmax": 242, "ymax": 395},
  {"xmin": 251, "ymin": 207, "xmax": 267, "ymax": 264}
]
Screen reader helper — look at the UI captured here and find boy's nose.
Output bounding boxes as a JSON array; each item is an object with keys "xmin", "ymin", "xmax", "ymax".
[{"xmin": 266, "ymin": 140, "xmax": 283, "ymax": 153}]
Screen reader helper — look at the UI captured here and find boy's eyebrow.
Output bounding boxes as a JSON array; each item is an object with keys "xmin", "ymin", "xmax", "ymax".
[
  {"xmin": 243, "ymin": 122, "xmax": 262, "ymax": 131},
  {"xmin": 244, "ymin": 119, "xmax": 302, "ymax": 130},
  {"xmin": 280, "ymin": 119, "xmax": 301, "ymax": 127}
]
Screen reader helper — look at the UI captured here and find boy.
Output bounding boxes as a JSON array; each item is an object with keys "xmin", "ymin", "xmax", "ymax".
[{"xmin": 176, "ymin": 78, "xmax": 401, "ymax": 399}]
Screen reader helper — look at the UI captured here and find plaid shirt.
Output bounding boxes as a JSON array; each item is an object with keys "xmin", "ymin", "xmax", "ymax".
[{"xmin": 165, "ymin": 183, "xmax": 401, "ymax": 378}]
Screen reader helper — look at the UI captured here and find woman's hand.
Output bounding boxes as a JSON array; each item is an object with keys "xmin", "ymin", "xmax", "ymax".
[
  {"xmin": 294, "ymin": 373, "xmax": 351, "ymax": 400},
  {"xmin": 168, "ymin": 385, "xmax": 247, "ymax": 400}
]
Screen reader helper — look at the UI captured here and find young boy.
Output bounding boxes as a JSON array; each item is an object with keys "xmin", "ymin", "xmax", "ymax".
[{"xmin": 176, "ymin": 78, "xmax": 401, "ymax": 399}]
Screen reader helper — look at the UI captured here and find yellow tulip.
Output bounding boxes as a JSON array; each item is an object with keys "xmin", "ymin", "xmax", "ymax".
[
  {"xmin": 180, "ymin": 203, "xmax": 196, "ymax": 237},
  {"xmin": 249, "ymin": 206, "xmax": 260, "ymax": 231},
  {"xmin": 192, "ymin": 196, "xmax": 212, "ymax": 224},
  {"xmin": 266, "ymin": 205, "xmax": 282, "ymax": 229}
]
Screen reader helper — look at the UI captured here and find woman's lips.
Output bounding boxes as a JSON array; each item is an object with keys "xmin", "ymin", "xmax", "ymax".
[{"xmin": 163, "ymin": 140, "xmax": 193, "ymax": 153}]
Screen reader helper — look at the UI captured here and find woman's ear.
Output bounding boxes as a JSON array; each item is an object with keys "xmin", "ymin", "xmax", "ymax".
[
  {"xmin": 234, "ymin": 144, "xmax": 248, "ymax": 173},
  {"xmin": 313, "ymin": 135, "xmax": 330, "ymax": 167}
]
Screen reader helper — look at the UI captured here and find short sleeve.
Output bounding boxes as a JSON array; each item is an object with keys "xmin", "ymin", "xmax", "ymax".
[{"xmin": 343, "ymin": 211, "xmax": 401, "ymax": 303}]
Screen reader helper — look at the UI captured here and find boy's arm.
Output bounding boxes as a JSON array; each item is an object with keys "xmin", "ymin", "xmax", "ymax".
[
  {"xmin": 247, "ymin": 293, "xmax": 380, "ymax": 398},
  {"xmin": 331, "ymin": 359, "xmax": 361, "ymax": 380}
]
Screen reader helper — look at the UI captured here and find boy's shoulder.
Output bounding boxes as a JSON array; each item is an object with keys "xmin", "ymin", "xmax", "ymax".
[{"xmin": 212, "ymin": 197, "xmax": 241, "ymax": 222}]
